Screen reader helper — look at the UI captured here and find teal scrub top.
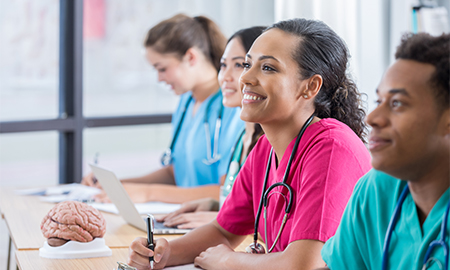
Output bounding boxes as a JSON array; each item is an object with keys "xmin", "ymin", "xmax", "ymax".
[
  {"xmin": 322, "ymin": 169, "xmax": 450, "ymax": 270},
  {"xmin": 170, "ymin": 91, "xmax": 244, "ymax": 187}
]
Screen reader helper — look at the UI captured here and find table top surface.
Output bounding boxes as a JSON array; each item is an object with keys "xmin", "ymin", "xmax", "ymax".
[
  {"xmin": 0, "ymin": 186, "xmax": 182, "ymax": 250},
  {"xmin": 2, "ymin": 185, "xmax": 256, "ymax": 269},
  {"xmin": 16, "ymin": 248, "xmax": 131, "ymax": 270}
]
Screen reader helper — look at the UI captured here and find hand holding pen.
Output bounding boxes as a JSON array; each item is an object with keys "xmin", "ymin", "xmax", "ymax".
[
  {"xmin": 147, "ymin": 214, "xmax": 155, "ymax": 269},
  {"xmin": 81, "ymin": 152, "xmax": 100, "ymax": 187},
  {"xmin": 92, "ymin": 152, "xmax": 99, "ymax": 185}
]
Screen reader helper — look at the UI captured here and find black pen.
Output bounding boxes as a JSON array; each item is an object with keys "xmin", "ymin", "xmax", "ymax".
[{"xmin": 147, "ymin": 214, "xmax": 155, "ymax": 269}]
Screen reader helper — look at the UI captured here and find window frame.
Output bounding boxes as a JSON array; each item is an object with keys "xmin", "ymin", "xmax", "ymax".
[{"xmin": 0, "ymin": 0, "xmax": 171, "ymax": 184}]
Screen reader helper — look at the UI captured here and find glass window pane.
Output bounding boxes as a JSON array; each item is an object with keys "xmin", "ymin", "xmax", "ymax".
[
  {"xmin": 83, "ymin": 0, "xmax": 274, "ymax": 117},
  {"xmin": 0, "ymin": 0, "xmax": 59, "ymax": 121},
  {"xmin": 83, "ymin": 124, "xmax": 171, "ymax": 180},
  {"xmin": 0, "ymin": 131, "xmax": 58, "ymax": 187}
]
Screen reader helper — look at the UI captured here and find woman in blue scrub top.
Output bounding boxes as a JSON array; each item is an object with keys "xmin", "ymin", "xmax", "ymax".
[
  {"xmin": 83, "ymin": 14, "xmax": 244, "ymax": 204},
  {"xmin": 158, "ymin": 26, "xmax": 266, "ymax": 229}
]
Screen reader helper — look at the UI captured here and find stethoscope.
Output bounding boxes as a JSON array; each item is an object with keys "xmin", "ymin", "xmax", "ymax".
[
  {"xmin": 160, "ymin": 91, "xmax": 224, "ymax": 166},
  {"xmin": 246, "ymin": 114, "xmax": 315, "ymax": 254},
  {"xmin": 382, "ymin": 184, "xmax": 450, "ymax": 270}
]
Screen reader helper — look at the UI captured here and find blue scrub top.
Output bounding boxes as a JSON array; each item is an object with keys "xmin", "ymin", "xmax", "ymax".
[{"xmin": 170, "ymin": 91, "xmax": 245, "ymax": 187}]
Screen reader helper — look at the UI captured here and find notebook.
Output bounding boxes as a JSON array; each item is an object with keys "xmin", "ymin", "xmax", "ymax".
[{"xmin": 89, "ymin": 163, "xmax": 190, "ymax": 235}]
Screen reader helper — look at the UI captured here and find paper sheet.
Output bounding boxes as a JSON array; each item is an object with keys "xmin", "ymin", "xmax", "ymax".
[
  {"xmin": 90, "ymin": 201, "xmax": 181, "ymax": 215},
  {"xmin": 16, "ymin": 184, "xmax": 101, "ymax": 203}
]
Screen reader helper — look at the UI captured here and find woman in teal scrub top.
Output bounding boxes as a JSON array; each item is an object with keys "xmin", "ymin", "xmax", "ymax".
[
  {"xmin": 159, "ymin": 26, "xmax": 266, "ymax": 229},
  {"xmin": 83, "ymin": 14, "xmax": 244, "ymax": 204}
]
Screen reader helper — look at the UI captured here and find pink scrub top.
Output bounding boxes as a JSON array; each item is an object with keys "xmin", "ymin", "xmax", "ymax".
[{"xmin": 216, "ymin": 118, "xmax": 372, "ymax": 252}]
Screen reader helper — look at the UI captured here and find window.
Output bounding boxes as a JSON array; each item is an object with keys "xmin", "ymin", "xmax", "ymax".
[{"xmin": 0, "ymin": 0, "xmax": 274, "ymax": 185}]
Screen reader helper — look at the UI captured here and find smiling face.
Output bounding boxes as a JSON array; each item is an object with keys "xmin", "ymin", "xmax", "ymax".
[
  {"xmin": 218, "ymin": 38, "xmax": 246, "ymax": 108},
  {"xmin": 366, "ymin": 59, "xmax": 449, "ymax": 180},
  {"xmin": 145, "ymin": 47, "xmax": 193, "ymax": 95},
  {"xmin": 239, "ymin": 29, "xmax": 306, "ymax": 124}
]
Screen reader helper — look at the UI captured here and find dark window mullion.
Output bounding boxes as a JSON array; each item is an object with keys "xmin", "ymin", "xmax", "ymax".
[{"xmin": 59, "ymin": 0, "xmax": 83, "ymax": 184}]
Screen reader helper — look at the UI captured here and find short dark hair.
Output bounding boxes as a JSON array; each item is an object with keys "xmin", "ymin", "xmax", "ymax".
[
  {"xmin": 268, "ymin": 19, "xmax": 367, "ymax": 142},
  {"xmin": 395, "ymin": 32, "xmax": 450, "ymax": 111}
]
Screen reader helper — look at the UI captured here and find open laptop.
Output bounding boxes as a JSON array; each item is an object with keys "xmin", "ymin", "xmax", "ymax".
[{"xmin": 89, "ymin": 163, "xmax": 191, "ymax": 235}]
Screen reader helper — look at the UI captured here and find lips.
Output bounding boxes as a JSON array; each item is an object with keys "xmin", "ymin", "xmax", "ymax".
[
  {"xmin": 222, "ymin": 88, "xmax": 237, "ymax": 96},
  {"xmin": 368, "ymin": 135, "xmax": 392, "ymax": 151}
]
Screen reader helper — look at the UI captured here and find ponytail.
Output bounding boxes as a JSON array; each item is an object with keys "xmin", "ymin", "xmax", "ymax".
[
  {"xmin": 193, "ymin": 16, "xmax": 227, "ymax": 71},
  {"xmin": 144, "ymin": 14, "xmax": 226, "ymax": 71}
]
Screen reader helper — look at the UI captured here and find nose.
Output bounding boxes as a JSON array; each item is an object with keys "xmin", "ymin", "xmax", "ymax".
[
  {"xmin": 365, "ymin": 103, "xmax": 389, "ymax": 129},
  {"xmin": 222, "ymin": 66, "xmax": 234, "ymax": 83},
  {"xmin": 239, "ymin": 66, "xmax": 257, "ymax": 88},
  {"xmin": 157, "ymin": 72, "xmax": 165, "ymax": 82}
]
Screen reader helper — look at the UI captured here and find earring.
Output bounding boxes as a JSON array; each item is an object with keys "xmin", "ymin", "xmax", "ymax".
[{"xmin": 303, "ymin": 95, "xmax": 308, "ymax": 99}]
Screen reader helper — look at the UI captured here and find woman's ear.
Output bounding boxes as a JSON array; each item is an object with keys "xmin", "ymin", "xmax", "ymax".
[
  {"xmin": 182, "ymin": 48, "xmax": 198, "ymax": 66},
  {"xmin": 298, "ymin": 74, "xmax": 322, "ymax": 100}
]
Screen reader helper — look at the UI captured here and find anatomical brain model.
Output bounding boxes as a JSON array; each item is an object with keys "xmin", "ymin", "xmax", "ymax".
[{"xmin": 41, "ymin": 201, "xmax": 106, "ymax": 247}]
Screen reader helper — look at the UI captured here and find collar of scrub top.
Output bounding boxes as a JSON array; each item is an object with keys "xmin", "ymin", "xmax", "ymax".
[
  {"xmin": 382, "ymin": 184, "xmax": 450, "ymax": 270},
  {"xmin": 248, "ymin": 114, "xmax": 315, "ymax": 254},
  {"xmin": 160, "ymin": 90, "xmax": 224, "ymax": 166}
]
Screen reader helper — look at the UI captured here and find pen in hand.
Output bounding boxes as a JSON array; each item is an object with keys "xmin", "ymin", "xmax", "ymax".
[
  {"xmin": 147, "ymin": 214, "xmax": 155, "ymax": 269},
  {"xmin": 92, "ymin": 152, "xmax": 99, "ymax": 185}
]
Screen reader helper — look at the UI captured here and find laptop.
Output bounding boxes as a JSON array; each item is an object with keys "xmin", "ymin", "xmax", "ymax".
[{"xmin": 89, "ymin": 163, "xmax": 191, "ymax": 235}]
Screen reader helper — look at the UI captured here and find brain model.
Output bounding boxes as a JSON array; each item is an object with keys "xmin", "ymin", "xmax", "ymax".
[{"xmin": 41, "ymin": 201, "xmax": 106, "ymax": 246}]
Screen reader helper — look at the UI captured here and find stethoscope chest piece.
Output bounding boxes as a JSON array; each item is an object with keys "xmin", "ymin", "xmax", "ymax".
[
  {"xmin": 245, "ymin": 242, "xmax": 266, "ymax": 254},
  {"xmin": 160, "ymin": 148, "xmax": 173, "ymax": 166}
]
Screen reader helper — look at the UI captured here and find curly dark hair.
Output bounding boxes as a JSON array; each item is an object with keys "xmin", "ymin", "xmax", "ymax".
[
  {"xmin": 395, "ymin": 32, "xmax": 450, "ymax": 111},
  {"xmin": 268, "ymin": 19, "xmax": 367, "ymax": 143}
]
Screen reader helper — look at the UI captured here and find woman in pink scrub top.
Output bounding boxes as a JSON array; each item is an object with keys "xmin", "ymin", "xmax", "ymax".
[{"xmin": 127, "ymin": 18, "xmax": 371, "ymax": 270}]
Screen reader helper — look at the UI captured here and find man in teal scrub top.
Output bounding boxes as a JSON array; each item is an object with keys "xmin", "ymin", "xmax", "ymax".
[{"xmin": 321, "ymin": 32, "xmax": 450, "ymax": 269}]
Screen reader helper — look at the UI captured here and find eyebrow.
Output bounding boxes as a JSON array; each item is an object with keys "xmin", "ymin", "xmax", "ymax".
[
  {"xmin": 221, "ymin": 56, "xmax": 245, "ymax": 61},
  {"xmin": 376, "ymin": 88, "xmax": 410, "ymax": 96},
  {"xmin": 245, "ymin": 54, "xmax": 280, "ymax": 62}
]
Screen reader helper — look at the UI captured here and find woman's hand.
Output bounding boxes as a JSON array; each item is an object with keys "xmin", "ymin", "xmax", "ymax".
[
  {"xmin": 128, "ymin": 237, "xmax": 171, "ymax": 270},
  {"xmin": 163, "ymin": 211, "xmax": 218, "ymax": 229},
  {"xmin": 81, "ymin": 172, "xmax": 102, "ymax": 188},
  {"xmin": 194, "ymin": 244, "xmax": 234, "ymax": 270}
]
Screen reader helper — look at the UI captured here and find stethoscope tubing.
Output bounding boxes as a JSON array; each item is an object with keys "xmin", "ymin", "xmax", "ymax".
[
  {"xmin": 422, "ymin": 196, "xmax": 450, "ymax": 270},
  {"xmin": 252, "ymin": 114, "xmax": 315, "ymax": 252},
  {"xmin": 161, "ymin": 91, "xmax": 223, "ymax": 166},
  {"xmin": 382, "ymin": 184, "xmax": 450, "ymax": 270}
]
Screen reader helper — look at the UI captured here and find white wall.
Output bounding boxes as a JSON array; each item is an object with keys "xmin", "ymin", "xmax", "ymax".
[{"xmin": 274, "ymin": 0, "xmax": 391, "ymax": 116}]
